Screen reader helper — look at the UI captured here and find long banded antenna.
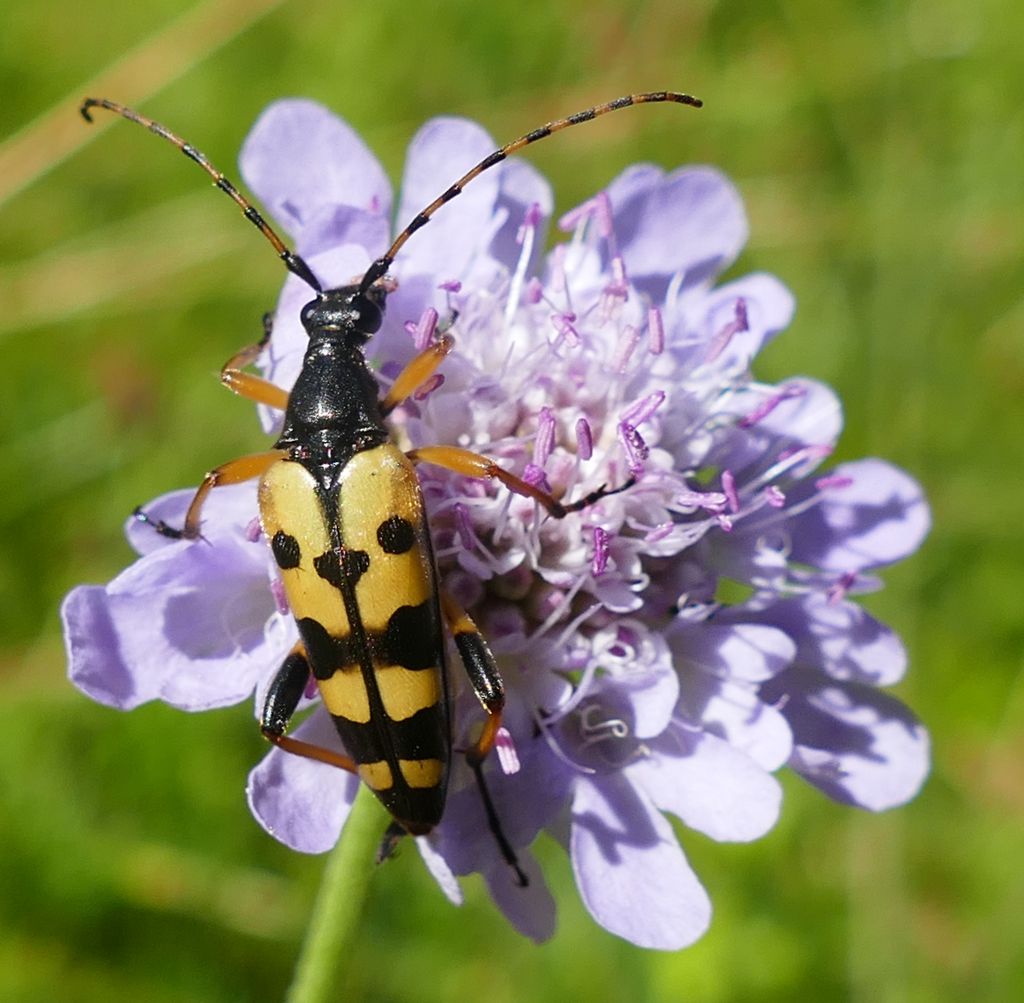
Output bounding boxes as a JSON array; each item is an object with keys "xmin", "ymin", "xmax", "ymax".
[
  {"xmin": 358, "ymin": 90, "xmax": 702, "ymax": 293},
  {"xmin": 79, "ymin": 98, "xmax": 323, "ymax": 294}
]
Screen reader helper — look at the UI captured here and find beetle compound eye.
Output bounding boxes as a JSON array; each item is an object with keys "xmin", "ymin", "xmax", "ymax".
[{"xmin": 353, "ymin": 294, "xmax": 383, "ymax": 335}]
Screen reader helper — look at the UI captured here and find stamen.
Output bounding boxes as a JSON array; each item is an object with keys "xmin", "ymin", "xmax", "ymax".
[
  {"xmin": 522, "ymin": 463, "xmax": 550, "ymax": 490},
  {"xmin": 406, "ymin": 307, "xmax": 438, "ymax": 350},
  {"xmin": 721, "ymin": 469, "xmax": 740, "ymax": 513},
  {"xmin": 517, "ymin": 201, "xmax": 543, "ymax": 241},
  {"xmin": 763, "ymin": 485, "xmax": 786, "ymax": 508},
  {"xmin": 244, "ymin": 516, "xmax": 262, "ymax": 542},
  {"xmin": 648, "ymin": 306, "xmax": 665, "ymax": 355},
  {"xmin": 676, "ymin": 488, "xmax": 728, "ymax": 512},
  {"xmin": 621, "ymin": 390, "xmax": 665, "ymax": 427},
  {"xmin": 494, "ymin": 727, "xmax": 521, "ymax": 775},
  {"xmin": 438, "ymin": 279, "xmax": 462, "ymax": 293},
  {"xmin": 592, "ymin": 526, "xmax": 611, "ymax": 576},
  {"xmin": 507, "ymin": 204, "xmax": 540, "ymax": 328},
  {"xmin": 533, "ymin": 406, "xmax": 556, "ymax": 466},
  {"xmin": 575, "ymin": 417, "xmax": 594, "ymax": 460},
  {"xmin": 618, "ymin": 422, "xmax": 649, "ymax": 476},
  {"xmin": 270, "ymin": 577, "xmax": 289, "ymax": 615},
  {"xmin": 525, "ymin": 277, "xmax": 544, "ymax": 304},
  {"xmin": 704, "ymin": 297, "xmax": 749, "ymax": 364},
  {"xmin": 551, "ymin": 312, "xmax": 581, "ymax": 346},
  {"xmin": 738, "ymin": 383, "xmax": 806, "ymax": 428},
  {"xmin": 611, "ymin": 324, "xmax": 641, "ymax": 373}
]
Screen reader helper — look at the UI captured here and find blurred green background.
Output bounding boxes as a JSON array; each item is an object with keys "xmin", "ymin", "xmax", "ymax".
[{"xmin": 2, "ymin": 0, "xmax": 1021, "ymax": 1000}]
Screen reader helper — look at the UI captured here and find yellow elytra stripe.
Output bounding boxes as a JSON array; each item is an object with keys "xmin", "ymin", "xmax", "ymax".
[
  {"xmin": 336, "ymin": 445, "xmax": 433, "ymax": 630},
  {"xmin": 258, "ymin": 459, "xmax": 348, "ymax": 636},
  {"xmin": 358, "ymin": 760, "xmax": 394, "ymax": 790},
  {"xmin": 317, "ymin": 669, "xmax": 371, "ymax": 723},
  {"xmin": 376, "ymin": 664, "xmax": 442, "ymax": 721},
  {"xmin": 399, "ymin": 758, "xmax": 444, "ymax": 788}
]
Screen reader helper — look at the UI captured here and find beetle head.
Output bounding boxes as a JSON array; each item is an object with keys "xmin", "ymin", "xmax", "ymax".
[{"xmin": 300, "ymin": 283, "xmax": 386, "ymax": 343}]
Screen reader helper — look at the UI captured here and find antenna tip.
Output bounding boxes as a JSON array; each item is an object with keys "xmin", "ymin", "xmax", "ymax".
[{"xmin": 79, "ymin": 98, "xmax": 96, "ymax": 123}]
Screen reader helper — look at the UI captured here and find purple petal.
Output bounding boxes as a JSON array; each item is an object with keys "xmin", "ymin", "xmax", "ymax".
[
  {"xmin": 630, "ymin": 726, "xmax": 782, "ymax": 842},
  {"xmin": 738, "ymin": 594, "xmax": 908, "ymax": 686},
  {"xmin": 395, "ymin": 118, "xmax": 502, "ymax": 284},
  {"xmin": 482, "ymin": 849, "xmax": 557, "ymax": 944},
  {"xmin": 678, "ymin": 674, "xmax": 793, "ymax": 772},
  {"xmin": 64, "ymin": 515, "xmax": 284, "ymax": 711},
  {"xmin": 607, "ymin": 165, "xmax": 748, "ymax": 283},
  {"xmin": 669, "ymin": 622, "xmax": 796, "ymax": 683},
  {"xmin": 764, "ymin": 667, "xmax": 930, "ymax": 810},
  {"xmin": 787, "ymin": 459, "xmax": 931, "ymax": 571},
  {"xmin": 246, "ymin": 710, "xmax": 359, "ymax": 852},
  {"xmin": 570, "ymin": 774, "xmax": 711, "ymax": 949},
  {"xmin": 239, "ymin": 99, "xmax": 391, "ymax": 239}
]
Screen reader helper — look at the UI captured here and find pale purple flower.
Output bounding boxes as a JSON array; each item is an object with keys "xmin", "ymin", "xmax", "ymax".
[{"xmin": 63, "ymin": 99, "xmax": 930, "ymax": 949}]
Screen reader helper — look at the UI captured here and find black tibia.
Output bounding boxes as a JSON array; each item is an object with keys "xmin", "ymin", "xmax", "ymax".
[{"xmin": 260, "ymin": 647, "xmax": 311, "ymax": 737}]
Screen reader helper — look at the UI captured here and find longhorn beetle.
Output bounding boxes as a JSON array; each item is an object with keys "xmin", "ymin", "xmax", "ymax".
[{"xmin": 80, "ymin": 91, "xmax": 703, "ymax": 883}]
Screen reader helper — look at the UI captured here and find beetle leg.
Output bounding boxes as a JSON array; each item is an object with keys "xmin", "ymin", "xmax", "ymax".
[
  {"xmin": 219, "ymin": 313, "xmax": 290, "ymax": 410},
  {"xmin": 440, "ymin": 591, "xmax": 528, "ymax": 887},
  {"xmin": 379, "ymin": 334, "xmax": 454, "ymax": 417},
  {"xmin": 260, "ymin": 642, "xmax": 358, "ymax": 774},
  {"xmin": 136, "ymin": 448, "xmax": 286, "ymax": 540},
  {"xmin": 408, "ymin": 444, "xmax": 635, "ymax": 517}
]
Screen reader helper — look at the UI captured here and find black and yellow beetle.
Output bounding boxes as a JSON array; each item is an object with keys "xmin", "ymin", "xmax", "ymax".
[{"xmin": 79, "ymin": 91, "xmax": 702, "ymax": 880}]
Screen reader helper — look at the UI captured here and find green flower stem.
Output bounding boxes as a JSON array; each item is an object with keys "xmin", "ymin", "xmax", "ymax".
[{"xmin": 285, "ymin": 785, "xmax": 382, "ymax": 1003}]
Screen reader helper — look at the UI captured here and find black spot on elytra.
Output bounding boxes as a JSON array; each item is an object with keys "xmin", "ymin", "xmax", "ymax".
[
  {"xmin": 314, "ymin": 547, "xmax": 370, "ymax": 587},
  {"xmin": 383, "ymin": 601, "xmax": 439, "ymax": 670},
  {"xmin": 377, "ymin": 515, "xmax": 416, "ymax": 555},
  {"xmin": 297, "ymin": 617, "xmax": 357, "ymax": 680},
  {"xmin": 271, "ymin": 530, "xmax": 301, "ymax": 569}
]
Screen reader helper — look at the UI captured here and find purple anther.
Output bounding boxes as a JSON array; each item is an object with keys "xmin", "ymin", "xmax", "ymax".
[
  {"xmin": 270, "ymin": 577, "xmax": 290, "ymax": 616},
  {"xmin": 244, "ymin": 516, "xmax": 262, "ymax": 542},
  {"xmin": 551, "ymin": 312, "xmax": 581, "ymax": 346},
  {"xmin": 517, "ymin": 201, "xmax": 543, "ymax": 243},
  {"xmin": 621, "ymin": 390, "xmax": 666, "ymax": 428},
  {"xmin": 437, "ymin": 279, "xmax": 462, "ymax": 293},
  {"xmin": 618, "ymin": 422, "xmax": 649, "ymax": 476},
  {"xmin": 611, "ymin": 325, "xmax": 641, "ymax": 374},
  {"xmin": 592, "ymin": 526, "xmax": 611, "ymax": 576},
  {"xmin": 533, "ymin": 406, "xmax": 556, "ymax": 466},
  {"xmin": 522, "ymin": 463, "xmax": 548, "ymax": 490},
  {"xmin": 495, "ymin": 727, "xmax": 521, "ymax": 775},
  {"xmin": 408, "ymin": 307, "xmax": 438, "ymax": 350},
  {"xmin": 648, "ymin": 307, "xmax": 665, "ymax": 355},
  {"xmin": 739, "ymin": 383, "xmax": 807, "ymax": 428},
  {"xmin": 704, "ymin": 297, "xmax": 750, "ymax": 364},
  {"xmin": 763, "ymin": 485, "xmax": 786, "ymax": 508},
  {"xmin": 525, "ymin": 276, "xmax": 544, "ymax": 304},
  {"xmin": 721, "ymin": 470, "xmax": 740, "ymax": 513},
  {"xmin": 575, "ymin": 417, "xmax": 594, "ymax": 460}
]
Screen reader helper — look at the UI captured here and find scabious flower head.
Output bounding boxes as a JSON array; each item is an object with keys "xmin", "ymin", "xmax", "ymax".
[{"xmin": 62, "ymin": 99, "xmax": 931, "ymax": 949}]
